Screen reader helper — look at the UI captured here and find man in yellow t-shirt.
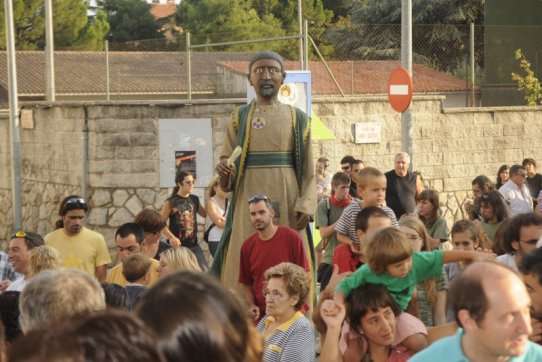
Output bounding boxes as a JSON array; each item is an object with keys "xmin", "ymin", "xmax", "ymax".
[
  {"xmin": 106, "ymin": 222, "xmax": 159, "ymax": 287},
  {"xmin": 44, "ymin": 195, "xmax": 111, "ymax": 282}
]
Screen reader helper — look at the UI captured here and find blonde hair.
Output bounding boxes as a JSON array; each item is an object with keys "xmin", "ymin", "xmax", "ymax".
[
  {"xmin": 366, "ymin": 228, "xmax": 413, "ymax": 274},
  {"xmin": 353, "ymin": 167, "xmax": 385, "ymax": 189},
  {"xmin": 29, "ymin": 245, "xmax": 61, "ymax": 277},
  {"xmin": 264, "ymin": 262, "xmax": 310, "ymax": 310},
  {"xmin": 399, "ymin": 216, "xmax": 438, "ymax": 306},
  {"xmin": 160, "ymin": 246, "xmax": 201, "ymax": 272}
]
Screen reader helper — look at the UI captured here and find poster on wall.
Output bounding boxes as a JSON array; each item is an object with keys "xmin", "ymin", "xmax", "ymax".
[
  {"xmin": 159, "ymin": 118, "xmax": 213, "ymax": 188},
  {"xmin": 175, "ymin": 151, "xmax": 197, "ymax": 177}
]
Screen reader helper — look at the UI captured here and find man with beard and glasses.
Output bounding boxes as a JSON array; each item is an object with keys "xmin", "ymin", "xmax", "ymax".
[
  {"xmin": 496, "ymin": 212, "xmax": 542, "ymax": 273},
  {"xmin": 45, "ymin": 195, "xmax": 111, "ymax": 282},
  {"xmin": 239, "ymin": 195, "xmax": 310, "ymax": 322},
  {"xmin": 212, "ymin": 51, "xmax": 315, "ymax": 297}
]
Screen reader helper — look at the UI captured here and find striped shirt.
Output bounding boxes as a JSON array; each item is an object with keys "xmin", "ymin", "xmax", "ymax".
[
  {"xmin": 335, "ymin": 202, "xmax": 399, "ymax": 244},
  {"xmin": 257, "ymin": 311, "xmax": 315, "ymax": 362}
]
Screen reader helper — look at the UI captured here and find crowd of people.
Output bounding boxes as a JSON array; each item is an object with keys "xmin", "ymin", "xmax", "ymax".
[{"xmin": 0, "ymin": 50, "xmax": 541, "ymax": 361}]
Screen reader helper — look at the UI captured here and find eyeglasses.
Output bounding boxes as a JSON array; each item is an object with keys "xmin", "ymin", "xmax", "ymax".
[
  {"xmin": 248, "ymin": 195, "xmax": 269, "ymax": 204},
  {"xmin": 11, "ymin": 231, "xmax": 39, "ymax": 247},
  {"xmin": 263, "ymin": 289, "xmax": 287, "ymax": 300},
  {"xmin": 66, "ymin": 197, "xmax": 86, "ymax": 205}
]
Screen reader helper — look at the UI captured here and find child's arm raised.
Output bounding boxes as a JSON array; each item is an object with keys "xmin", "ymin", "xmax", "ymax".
[{"xmin": 442, "ymin": 250, "xmax": 495, "ymax": 264}]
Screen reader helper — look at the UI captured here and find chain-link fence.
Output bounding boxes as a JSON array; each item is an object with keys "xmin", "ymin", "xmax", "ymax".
[{"xmin": 37, "ymin": 24, "xmax": 542, "ymax": 107}]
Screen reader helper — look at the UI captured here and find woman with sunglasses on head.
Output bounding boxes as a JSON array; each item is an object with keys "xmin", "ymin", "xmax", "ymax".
[
  {"xmin": 257, "ymin": 262, "xmax": 315, "ymax": 362},
  {"xmin": 160, "ymin": 170, "xmax": 208, "ymax": 271}
]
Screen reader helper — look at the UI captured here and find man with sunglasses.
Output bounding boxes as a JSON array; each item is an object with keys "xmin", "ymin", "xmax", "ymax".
[
  {"xmin": 239, "ymin": 195, "xmax": 310, "ymax": 321},
  {"xmin": 211, "ymin": 51, "xmax": 316, "ymax": 294},
  {"xmin": 496, "ymin": 212, "xmax": 542, "ymax": 273},
  {"xmin": 340, "ymin": 155, "xmax": 360, "ymax": 199},
  {"xmin": 6, "ymin": 231, "xmax": 44, "ymax": 291},
  {"xmin": 45, "ymin": 195, "xmax": 111, "ymax": 282}
]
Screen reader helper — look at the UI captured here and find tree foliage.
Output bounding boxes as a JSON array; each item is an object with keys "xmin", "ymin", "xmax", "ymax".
[
  {"xmin": 327, "ymin": 0, "xmax": 484, "ymax": 71},
  {"xmin": 0, "ymin": 0, "xmax": 109, "ymax": 50},
  {"xmin": 103, "ymin": 0, "xmax": 162, "ymax": 43},
  {"xmin": 177, "ymin": 0, "xmax": 333, "ymax": 58},
  {"xmin": 511, "ymin": 49, "xmax": 542, "ymax": 106}
]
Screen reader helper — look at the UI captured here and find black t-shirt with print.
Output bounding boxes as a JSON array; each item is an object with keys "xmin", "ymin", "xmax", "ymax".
[{"xmin": 167, "ymin": 194, "xmax": 200, "ymax": 247}]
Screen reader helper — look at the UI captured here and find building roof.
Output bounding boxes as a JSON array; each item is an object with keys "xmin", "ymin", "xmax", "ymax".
[
  {"xmin": 0, "ymin": 51, "xmax": 469, "ymax": 105},
  {"xmin": 150, "ymin": 4, "xmax": 177, "ymax": 20},
  {"xmin": 0, "ymin": 51, "xmax": 254, "ymax": 98},
  {"xmin": 218, "ymin": 60, "xmax": 470, "ymax": 94}
]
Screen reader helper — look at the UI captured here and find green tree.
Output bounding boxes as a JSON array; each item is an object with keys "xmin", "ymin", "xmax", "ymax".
[
  {"xmin": 177, "ymin": 0, "xmax": 285, "ymax": 52},
  {"xmin": 0, "ymin": 0, "xmax": 109, "ymax": 50},
  {"xmin": 103, "ymin": 0, "xmax": 162, "ymax": 43},
  {"xmin": 328, "ymin": 0, "xmax": 484, "ymax": 71},
  {"xmin": 252, "ymin": 0, "xmax": 334, "ymax": 58},
  {"xmin": 511, "ymin": 49, "xmax": 542, "ymax": 106},
  {"xmin": 0, "ymin": 0, "xmax": 44, "ymax": 49},
  {"xmin": 73, "ymin": 10, "xmax": 111, "ymax": 50}
]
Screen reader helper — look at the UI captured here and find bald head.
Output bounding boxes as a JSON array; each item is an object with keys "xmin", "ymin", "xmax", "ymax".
[
  {"xmin": 449, "ymin": 261, "xmax": 533, "ymax": 359},
  {"xmin": 450, "ymin": 261, "xmax": 524, "ymax": 326}
]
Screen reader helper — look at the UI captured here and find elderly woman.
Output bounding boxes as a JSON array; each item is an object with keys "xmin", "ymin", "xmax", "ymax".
[
  {"xmin": 257, "ymin": 262, "xmax": 315, "ymax": 362},
  {"xmin": 319, "ymin": 283, "xmax": 416, "ymax": 362},
  {"xmin": 156, "ymin": 246, "xmax": 201, "ymax": 278}
]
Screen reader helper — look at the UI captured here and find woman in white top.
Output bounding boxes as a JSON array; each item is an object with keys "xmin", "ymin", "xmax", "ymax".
[{"xmin": 205, "ymin": 180, "xmax": 228, "ymax": 257}]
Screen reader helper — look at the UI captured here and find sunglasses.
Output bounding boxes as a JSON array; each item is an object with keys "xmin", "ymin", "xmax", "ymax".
[
  {"xmin": 248, "ymin": 194, "xmax": 269, "ymax": 204},
  {"xmin": 11, "ymin": 230, "xmax": 39, "ymax": 247},
  {"xmin": 66, "ymin": 197, "xmax": 86, "ymax": 205}
]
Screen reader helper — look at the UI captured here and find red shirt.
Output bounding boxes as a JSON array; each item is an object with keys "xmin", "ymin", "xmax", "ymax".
[
  {"xmin": 331, "ymin": 244, "xmax": 362, "ymax": 274},
  {"xmin": 239, "ymin": 226, "xmax": 309, "ymax": 319}
]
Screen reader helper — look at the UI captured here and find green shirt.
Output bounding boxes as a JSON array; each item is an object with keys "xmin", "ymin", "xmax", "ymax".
[
  {"xmin": 337, "ymin": 250, "xmax": 445, "ymax": 311},
  {"xmin": 481, "ymin": 219, "xmax": 501, "ymax": 243},
  {"xmin": 315, "ymin": 198, "xmax": 350, "ymax": 264},
  {"xmin": 427, "ymin": 217, "xmax": 449, "ymax": 241}
]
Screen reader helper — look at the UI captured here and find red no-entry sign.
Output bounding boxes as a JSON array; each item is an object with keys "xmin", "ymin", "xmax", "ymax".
[{"xmin": 387, "ymin": 67, "xmax": 412, "ymax": 112}]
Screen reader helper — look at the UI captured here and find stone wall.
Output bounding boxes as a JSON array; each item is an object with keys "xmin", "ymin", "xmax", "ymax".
[{"xmin": 1, "ymin": 98, "xmax": 541, "ymax": 257}]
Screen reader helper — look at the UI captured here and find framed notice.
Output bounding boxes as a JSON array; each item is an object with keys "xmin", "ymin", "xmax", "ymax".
[
  {"xmin": 159, "ymin": 119, "xmax": 213, "ymax": 188},
  {"xmin": 355, "ymin": 122, "xmax": 381, "ymax": 144}
]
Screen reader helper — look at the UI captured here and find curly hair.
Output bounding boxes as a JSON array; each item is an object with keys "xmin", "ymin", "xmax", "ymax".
[{"xmin": 264, "ymin": 262, "xmax": 310, "ymax": 311}]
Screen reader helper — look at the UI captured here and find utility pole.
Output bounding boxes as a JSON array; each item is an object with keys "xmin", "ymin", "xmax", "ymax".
[
  {"xmin": 5, "ymin": 0, "xmax": 22, "ymax": 230},
  {"xmin": 45, "ymin": 0, "xmax": 55, "ymax": 101},
  {"xmin": 401, "ymin": 0, "xmax": 413, "ymax": 169}
]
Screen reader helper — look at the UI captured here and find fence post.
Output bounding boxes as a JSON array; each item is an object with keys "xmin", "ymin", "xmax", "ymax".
[
  {"xmin": 303, "ymin": 19, "xmax": 309, "ymax": 69},
  {"xmin": 105, "ymin": 40, "xmax": 110, "ymax": 101},
  {"xmin": 45, "ymin": 0, "xmax": 55, "ymax": 102},
  {"xmin": 187, "ymin": 32, "xmax": 192, "ymax": 100},
  {"xmin": 297, "ymin": 0, "xmax": 303, "ymax": 69},
  {"xmin": 470, "ymin": 23, "xmax": 475, "ymax": 107}
]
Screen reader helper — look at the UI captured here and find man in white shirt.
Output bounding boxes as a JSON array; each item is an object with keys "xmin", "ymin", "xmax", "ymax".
[
  {"xmin": 499, "ymin": 164, "xmax": 534, "ymax": 215},
  {"xmin": 7, "ymin": 231, "xmax": 45, "ymax": 291}
]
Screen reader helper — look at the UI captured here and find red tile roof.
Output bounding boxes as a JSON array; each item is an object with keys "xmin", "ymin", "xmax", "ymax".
[
  {"xmin": 218, "ymin": 60, "xmax": 470, "ymax": 94},
  {"xmin": 0, "ymin": 51, "xmax": 254, "ymax": 97},
  {"xmin": 150, "ymin": 4, "xmax": 176, "ymax": 19}
]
